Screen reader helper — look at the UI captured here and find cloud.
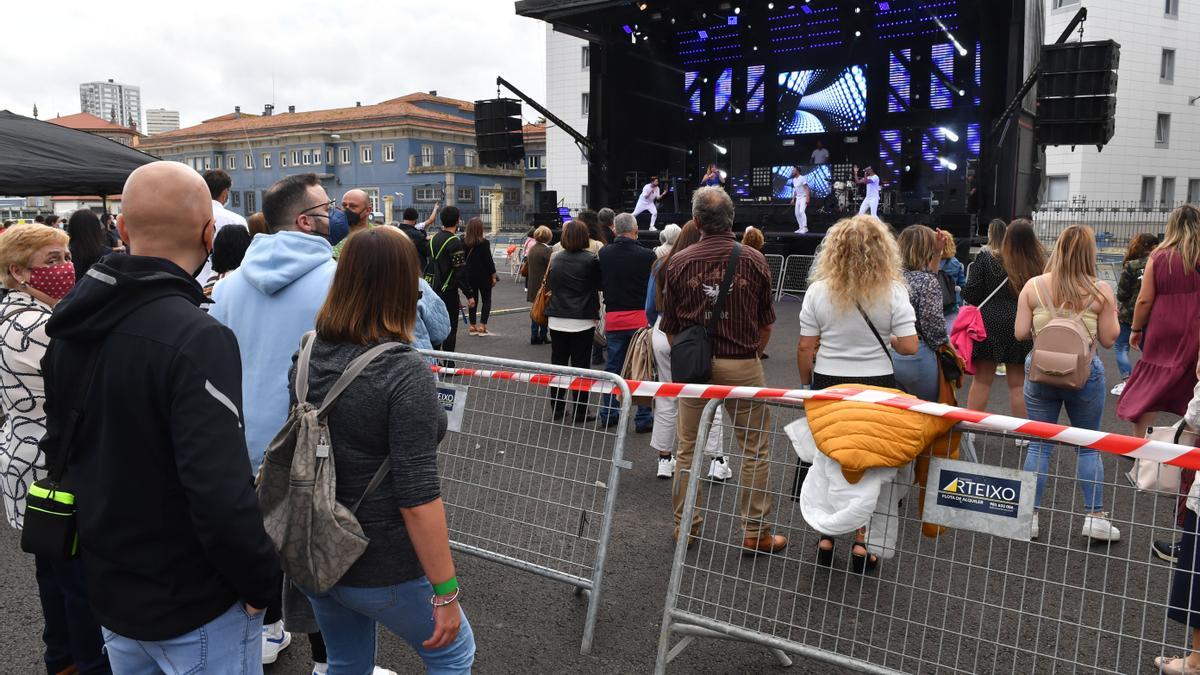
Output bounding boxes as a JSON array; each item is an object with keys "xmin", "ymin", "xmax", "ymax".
[{"xmin": 3, "ymin": 0, "xmax": 548, "ymax": 128}]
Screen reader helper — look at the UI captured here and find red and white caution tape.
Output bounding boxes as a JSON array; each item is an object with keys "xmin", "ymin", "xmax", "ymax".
[{"xmin": 431, "ymin": 366, "xmax": 1200, "ymax": 470}]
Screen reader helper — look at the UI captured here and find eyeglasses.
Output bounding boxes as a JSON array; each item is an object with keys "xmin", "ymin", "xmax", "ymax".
[{"xmin": 298, "ymin": 200, "xmax": 335, "ymax": 219}]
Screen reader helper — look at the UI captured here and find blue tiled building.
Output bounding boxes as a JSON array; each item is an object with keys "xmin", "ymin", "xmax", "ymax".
[{"xmin": 138, "ymin": 93, "xmax": 527, "ymax": 225}]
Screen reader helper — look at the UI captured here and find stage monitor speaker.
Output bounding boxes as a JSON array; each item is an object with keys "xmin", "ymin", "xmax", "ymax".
[
  {"xmin": 474, "ymin": 98, "xmax": 524, "ymax": 165},
  {"xmin": 539, "ymin": 190, "xmax": 558, "ymax": 213}
]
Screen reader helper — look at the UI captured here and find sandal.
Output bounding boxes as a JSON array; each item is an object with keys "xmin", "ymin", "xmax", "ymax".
[
  {"xmin": 816, "ymin": 536, "xmax": 835, "ymax": 567},
  {"xmin": 468, "ymin": 325, "xmax": 479, "ymax": 335},
  {"xmin": 850, "ymin": 541, "xmax": 879, "ymax": 574},
  {"xmin": 1155, "ymin": 656, "xmax": 1200, "ymax": 674}
]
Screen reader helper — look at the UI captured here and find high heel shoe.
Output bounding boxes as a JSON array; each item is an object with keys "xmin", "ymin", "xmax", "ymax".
[
  {"xmin": 816, "ymin": 536, "xmax": 835, "ymax": 567},
  {"xmin": 850, "ymin": 541, "xmax": 878, "ymax": 574}
]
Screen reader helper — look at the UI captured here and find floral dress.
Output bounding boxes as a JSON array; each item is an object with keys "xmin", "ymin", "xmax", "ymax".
[{"xmin": 0, "ymin": 291, "xmax": 54, "ymax": 529}]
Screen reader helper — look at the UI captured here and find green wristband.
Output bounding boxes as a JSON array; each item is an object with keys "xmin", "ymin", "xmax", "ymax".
[{"xmin": 432, "ymin": 577, "xmax": 459, "ymax": 596}]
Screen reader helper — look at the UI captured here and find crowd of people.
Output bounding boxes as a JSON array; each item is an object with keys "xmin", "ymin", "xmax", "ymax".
[{"xmin": 6, "ymin": 156, "xmax": 1200, "ymax": 673}]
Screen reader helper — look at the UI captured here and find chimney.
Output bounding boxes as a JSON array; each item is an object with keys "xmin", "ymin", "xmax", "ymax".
[
  {"xmin": 264, "ymin": 104, "xmax": 274, "ymax": 116},
  {"xmin": 429, "ymin": 90, "xmax": 438, "ymax": 96},
  {"xmin": 356, "ymin": 101, "xmax": 362, "ymax": 107},
  {"xmin": 107, "ymin": 78, "xmax": 114, "ymax": 83},
  {"xmin": 288, "ymin": 105, "xmax": 295, "ymax": 113},
  {"xmin": 234, "ymin": 105, "xmax": 241, "ymax": 119}
]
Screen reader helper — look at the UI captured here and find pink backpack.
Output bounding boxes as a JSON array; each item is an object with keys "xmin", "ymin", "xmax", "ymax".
[{"xmin": 1028, "ymin": 278, "xmax": 1096, "ymax": 391}]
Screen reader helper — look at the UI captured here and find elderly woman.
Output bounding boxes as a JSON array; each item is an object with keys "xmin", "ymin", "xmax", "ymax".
[
  {"xmin": 0, "ymin": 224, "xmax": 111, "ymax": 674},
  {"xmin": 654, "ymin": 223, "xmax": 682, "ymax": 259},
  {"xmin": 523, "ymin": 225, "xmax": 554, "ymax": 345}
]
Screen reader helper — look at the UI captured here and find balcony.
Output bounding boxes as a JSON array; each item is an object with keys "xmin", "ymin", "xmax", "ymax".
[{"xmin": 408, "ymin": 154, "xmax": 523, "ymax": 177}]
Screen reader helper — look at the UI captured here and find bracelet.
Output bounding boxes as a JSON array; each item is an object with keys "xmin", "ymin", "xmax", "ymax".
[
  {"xmin": 431, "ymin": 588, "xmax": 461, "ymax": 607},
  {"xmin": 432, "ymin": 576, "xmax": 459, "ymax": 596}
]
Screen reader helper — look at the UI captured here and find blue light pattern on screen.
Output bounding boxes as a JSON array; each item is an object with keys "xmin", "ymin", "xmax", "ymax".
[
  {"xmin": 715, "ymin": 68, "xmax": 733, "ymax": 113},
  {"xmin": 685, "ymin": 71, "xmax": 701, "ymax": 115},
  {"xmin": 931, "ymin": 43, "xmax": 955, "ymax": 110},
  {"xmin": 879, "ymin": 129, "xmax": 903, "ymax": 177},
  {"xmin": 746, "ymin": 65, "xmax": 766, "ymax": 115},
  {"xmin": 968, "ymin": 122, "xmax": 981, "ymax": 158},
  {"xmin": 975, "ymin": 41, "xmax": 982, "ymax": 106},
  {"xmin": 767, "ymin": 5, "xmax": 843, "ymax": 53},
  {"xmin": 875, "ymin": 0, "xmax": 959, "ymax": 41},
  {"xmin": 772, "ymin": 165, "xmax": 832, "ymax": 200},
  {"xmin": 923, "ymin": 127, "xmax": 948, "ymax": 172},
  {"xmin": 776, "ymin": 65, "xmax": 867, "ymax": 136},
  {"xmin": 888, "ymin": 49, "xmax": 911, "ymax": 113},
  {"xmin": 677, "ymin": 23, "xmax": 744, "ymax": 66}
]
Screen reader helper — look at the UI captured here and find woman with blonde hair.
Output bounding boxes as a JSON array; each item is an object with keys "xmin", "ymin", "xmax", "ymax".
[
  {"xmin": 894, "ymin": 225, "xmax": 949, "ymax": 401},
  {"xmin": 1015, "ymin": 224, "xmax": 1119, "ymax": 541},
  {"xmin": 962, "ymin": 219, "xmax": 1045, "ymax": 416},
  {"xmin": 1118, "ymin": 205, "xmax": 1200, "ymax": 439},
  {"xmin": 797, "ymin": 215, "xmax": 918, "ymax": 571}
]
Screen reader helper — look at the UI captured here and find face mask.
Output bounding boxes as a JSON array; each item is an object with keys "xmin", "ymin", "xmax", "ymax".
[
  {"xmin": 328, "ymin": 209, "xmax": 350, "ymax": 246},
  {"xmin": 344, "ymin": 208, "xmax": 361, "ymax": 227},
  {"xmin": 192, "ymin": 224, "xmax": 213, "ymax": 278},
  {"xmin": 27, "ymin": 262, "xmax": 76, "ymax": 300}
]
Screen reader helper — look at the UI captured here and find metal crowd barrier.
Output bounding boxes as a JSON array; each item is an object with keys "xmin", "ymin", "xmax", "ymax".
[
  {"xmin": 419, "ymin": 350, "xmax": 632, "ymax": 655},
  {"xmin": 763, "ymin": 254, "xmax": 785, "ymax": 296},
  {"xmin": 777, "ymin": 254, "xmax": 815, "ymax": 301},
  {"xmin": 656, "ymin": 396, "xmax": 1196, "ymax": 674}
]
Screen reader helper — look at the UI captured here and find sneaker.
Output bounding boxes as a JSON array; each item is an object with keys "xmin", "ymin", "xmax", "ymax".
[
  {"xmin": 1030, "ymin": 512, "xmax": 1038, "ymax": 540},
  {"xmin": 1081, "ymin": 513, "xmax": 1121, "ymax": 542},
  {"xmin": 707, "ymin": 457, "xmax": 733, "ymax": 481},
  {"xmin": 1153, "ymin": 539, "xmax": 1182, "ymax": 564},
  {"xmin": 996, "ymin": 364, "xmax": 1007, "ymax": 376},
  {"xmin": 262, "ymin": 620, "xmax": 291, "ymax": 665},
  {"xmin": 794, "ymin": 228, "xmax": 807, "ymax": 234},
  {"xmin": 373, "ymin": 669, "xmax": 399, "ymax": 675},
  {"xmin": 312, "ymin": 664, "xmax": 328, "ymax": 675},
  {"xmin": 657, "ymin": 455, "xmax": 676, "ymax": 479},
  {"xmin": 649, "ymin": 225, "xmax": 658, "ymax": 232},
  {"xmin": 1111, "ymin": 380, "xmax": 1126, "ymax": 396}
]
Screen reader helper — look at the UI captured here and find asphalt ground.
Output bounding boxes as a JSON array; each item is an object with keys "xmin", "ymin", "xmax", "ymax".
[{"xmin": 0, "ymin": 277, "xmax": 1175, "ymax": 674}]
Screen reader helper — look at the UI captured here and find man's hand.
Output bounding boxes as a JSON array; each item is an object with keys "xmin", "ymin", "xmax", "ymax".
[{"xmin": 467, "ymin": 297, "xmax": 477, "ymax": 309}]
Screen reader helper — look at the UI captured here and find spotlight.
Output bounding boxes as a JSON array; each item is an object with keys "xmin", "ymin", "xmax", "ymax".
[
  {"xmin": 939, "ymin": 128, "xmax": 959, "ymax": 142},
  {"xmin": 855, "ymin": 30, "xmax": 862, "ymax": 37},
  {"xmin": 958, "ymin": 89, "xmax": 967, "ymax": 97},
  {"xmin": 767, "ymin": 2, "xmax": 774, "ymax": 7},
  {"xmin": 712, "ymin": 143, "xmax": 728, "ymax": 155},
  {"xmin": 719, "ymin": 170, "xmax": 728, "ymax": 180},
  {"xmin": 637, "ymin": 2, "xmax": 648, "ymax": 10},
  {"xmin": 904, "ymin": 165, "xmax": 912, "ymax": 172},
  {"xmin": 937, "ymin": 157, "xmax": 958, "ymax": 171},
  {"xmin": 855, "ymin": 6, "xmax": 860, "ymax": 12},
  {"xmin": 734, "ymin": 7, "xmax": 741, "ymax": 14}
]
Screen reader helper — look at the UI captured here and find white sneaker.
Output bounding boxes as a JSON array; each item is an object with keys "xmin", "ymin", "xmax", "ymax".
[
  {"xmin": 657, "ymin": 455, "xmax": 676, "ymax": 479},
  {"xmin": 707, "ymin": 457, "xmax": 733, "ymax": 481},
  {"xmin": 996, "ymin": 364, "xmax": 1007, "ymax": 376},
  {"xmin": 312, "ymin": 664, "xmax": 328, "ymax": 675},
  {"xmin": 262, "ymin": 620, "xmax": 291, "ymax": 665},
  {"xmin": 794, "ymin": 228, "xmax": 807, "ymax": 234},
  {"xmin": 373, "ymin": 668, "xmax": 399, "ymax": 675},
  {"xmin": 1111, "ymin": 380, "xmax": 1126, "ymax": 396},
  {"xmin": 1081, "ymin": 513, "xmax": 1121, "ymax": 542},
  {"xmin": 1030, "ymin": 512, "xmax": 1038, "ymax": 540},
  {"xmin": 649, "ymin": 225, "xmax": 658, "ymax": 232}
]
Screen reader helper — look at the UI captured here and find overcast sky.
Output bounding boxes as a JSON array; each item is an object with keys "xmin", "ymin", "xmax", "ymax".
[{"xmin": 3, "ymin": 0, "xmax": 548, "ymax": 129}]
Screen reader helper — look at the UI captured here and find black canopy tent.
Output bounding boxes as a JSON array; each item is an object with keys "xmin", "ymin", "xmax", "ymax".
[{"xmin": 0, "ymin": 110, "xmax": 157, "ymax": 198}]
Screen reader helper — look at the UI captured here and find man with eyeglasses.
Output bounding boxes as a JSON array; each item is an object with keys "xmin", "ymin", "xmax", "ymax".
[{"xmin": 208, "ymin": 172, "xmax": 340, "ymax": 668}]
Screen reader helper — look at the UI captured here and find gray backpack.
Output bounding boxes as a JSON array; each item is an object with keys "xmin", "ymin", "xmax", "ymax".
[{"xmin": 256, "ymin": 331, "xmax": 406, "ymax": 594}]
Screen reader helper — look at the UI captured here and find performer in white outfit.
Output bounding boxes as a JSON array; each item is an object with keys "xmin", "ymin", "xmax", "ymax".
[
  {"xmin": 789, "ymin": 167, "xmax": 811, "ymax": 234},
  {"xmin": 854, "ymin": 165, "xmax": 881, "ymax": 217},
  {"xmin": 632, "ymin": 176, "xmax": 662, "ymax": 231}
]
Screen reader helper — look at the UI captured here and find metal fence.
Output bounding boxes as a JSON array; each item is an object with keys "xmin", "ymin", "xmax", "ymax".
[
  {"xmin": 777, "ymin": 255, "xmax": 816, "ymax": 300},
  {"xmin": 420, "ymin": 351, "xmax": 632, "ymax": 654},
  {"xmin": 656, "ymin": 396, "xmax": 1197, "ymax": 674},
  {"xmin": 764, "ymin": 254, "xmax": 785, "ymax": 297},
  {"xmin": 1032, "ymin": 200, "xmax": 1186, "ymax": 250}
]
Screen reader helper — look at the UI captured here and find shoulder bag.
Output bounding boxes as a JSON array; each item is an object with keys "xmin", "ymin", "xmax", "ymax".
[
  {"xmin": 1127, "ymin": 422, "xmax": 1192, "ymax": 493},
  {"xmin": 670, "ymin": 243, "xmax": 742, "ymax": 384},
  {"xmin": 530, "ymin": 259, "xmax": 553, "ymax": 326}
]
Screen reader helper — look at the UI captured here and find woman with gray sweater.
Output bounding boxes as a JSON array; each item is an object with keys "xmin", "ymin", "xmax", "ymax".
[{"xmin": 291, "ymin": 227, "xmax": 474, "ymax": 673}]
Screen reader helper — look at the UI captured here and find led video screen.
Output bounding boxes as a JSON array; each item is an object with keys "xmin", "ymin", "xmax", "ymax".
[
  {"xmin": 776, "ymin": 65, "xmax": 867, "ymax": 136},
  {"xmin": 772, "ymin": 165, "xmax": 832, "ymax": 200}
]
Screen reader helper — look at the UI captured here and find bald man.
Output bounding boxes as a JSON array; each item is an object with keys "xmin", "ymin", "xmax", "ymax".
[
  {"xmin": 333, "ymin": 188, "xmax": 372, "ymax": 259},
  {"xmin": 40, "ymin": 161, "xmax": 281, "ymax": 671}
]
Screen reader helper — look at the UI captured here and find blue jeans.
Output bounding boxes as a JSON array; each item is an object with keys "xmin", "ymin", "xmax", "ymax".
[
  {"xmin": 304, "ymin": 577, "xmax": 475, "ymax": 675},
  {"xmin": 892, "ymin": 341, "xmax": 940, "ymax": 402},
  {"xmin": 102, "ymin": 601, "xmax": 263, "ymax": 675},
  {"xmin": 1022, "ymin": 355, "xmax": 1106, "ymax": 512},
  {"xmin": 35, "ymin": 555, "xmax": 111, "ymax": 674},
  {"xmin": 598, "ymin": 329, "xmax": 653, "ymax": 427},
  {"xmin": 1114, "ymin": 323, "xmax": 1132, "ymax": 379},
  {"xmin": 529, "ymin": 319, "xmax": 548, "ymax": 342}
]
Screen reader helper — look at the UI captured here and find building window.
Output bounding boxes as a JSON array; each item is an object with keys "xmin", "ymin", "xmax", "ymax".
[
  {"xmin": 526, "ymin": 155, "xmax": 544, "ymax": 170},
  {"xmin": 340, "ymin": 147, "xmax": 350, "ymax": 165},
  {"xmin": 1189, "ymin": 179, "xmax": 1200, "ymax": 205},
  {"xmin": 1141, "ymin": 176, "xmax": 1157, "ymax": 206},
  {"xmin": 383, "ymin": 144, "xmax": 395, "ymax": 162},
  {"xmin": 1052, "ymin": 0, "xmax": 1079, "ymax": 8},
  {"xmin": 244, "ymin": 191, "xmax": 256, "ymax": 213},
  {"xmin": 581, "ymin": 92, "xmax": 590, "ymax": 117},
  {"xmin": 503, "ymin": 188, "xmax": 521, "ymax": 204},
  {"xmin": 458, "ymin": 187, "xmax": 475, "ymax": 203},
  {"xmin": 414, "ymin": 187, "xmax": 438, "ymax": 202},
  {"xmin": 231, "ymin": 191, "xmax": 241, "ymax": 208},
  {"xmin": 1161, "ymin": 49, "xmax": 1176, "ymax": 83},
  {"xmin": 1047, "ymin": 176, "xmax": 1069, "ymax": 203},
  {"xmin": 1166, "ymin": 0, "xmax": 1179, "ymax": 17},
  {"xmin": 323, "ymin": 148, "xmax": 331, "ymax": 165},
  {"xmin": 244, "ymin": 153, "xmax": 253, "ymax": 170},
  {"xmin": 226, "ymin": 155, "xmax": 236, "ymax": 170},
  {"xmin": 445, "ymin": 147, "xmax": 456, "ymax": 166},
  {"xmin": 262, "ymin": 153, "xmax": 272, "ymax": 169},
  {"xmin": 582, "ymin": 45, "xmax": 590, "ymax": 70},
  {"xmin": 365, "ymin": 188, "xmax": 380, "ymax": 214},
  {"xmin": 301, "ymin": 150, "xmax": 310, "ymax": 165},
  {"xmin": 280, "ymin": 152, "xmax": 287, "ymax": 167},
  {"xmin": 203, "ymin": 157, "xmax": 211, "ymax": 170},
  {"xmin": 1156, "ymin": 113, "xmax": 1171, "ymax": 147},
  {"xmin": 1162, "ymin": 177, "xmax": 1177, "ymax": 205},
  {"xmin": 421, "ymin": 145, "xmax": 434, "ymax": 167},
  {"xmin": 290, "ymin": 150, "xmax": 298, "ymax": 166},
  {"xmin": 464, "ymin": 149, "xmax": 477, "ymax": 167},
  {"xmin": 361, "ymin": 145, "xmax": 373, "ymax": 164}
]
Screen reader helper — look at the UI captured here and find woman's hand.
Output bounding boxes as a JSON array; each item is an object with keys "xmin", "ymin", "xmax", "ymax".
[
  {"xmin": 1131, "ymin": 329, "xmax": 1142, "ymax": 351},
  {"xmin": 424, "ymin": 598, "xmax": 462, "ymax": 649},
  {"xmin": 491, "ymin": 274, "xmax": 499, "ymax": 288}
]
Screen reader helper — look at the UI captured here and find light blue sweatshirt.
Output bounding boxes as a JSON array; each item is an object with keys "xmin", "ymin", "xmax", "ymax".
[{"xmin": 210, "ymin": 231, "xmax": 337, "ymax": 472}]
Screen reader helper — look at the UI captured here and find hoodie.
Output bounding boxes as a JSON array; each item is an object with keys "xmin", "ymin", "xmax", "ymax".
[
  {"xmin": 210, "ymin": 231, "xmax": 337, "ymax": 472},
  {"xmin": 40, "ymin": 256, "xmax": 280, "ymax": 641}
]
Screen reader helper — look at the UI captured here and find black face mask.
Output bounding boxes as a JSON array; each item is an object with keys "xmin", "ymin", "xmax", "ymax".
[
  {"xmin": 192, "ymin": 225, "xmax": 212, "ymax": 278},
  {"xmin": 345, "ymin": 209, "xmax": 361, "ymax": 226}
]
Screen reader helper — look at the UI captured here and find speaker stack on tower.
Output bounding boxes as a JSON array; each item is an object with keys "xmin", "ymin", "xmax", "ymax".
[
  {"xmin": 474, "ymin": 98, "xmax": 525, "ymax": 166},
  {"xmin": 1036, "ymin": 40, "xmax": 1120, "ymax": 148}
]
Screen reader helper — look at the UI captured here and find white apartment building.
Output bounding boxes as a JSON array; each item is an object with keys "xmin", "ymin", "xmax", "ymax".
[
  {"xmin": 1043, "ymin": 0, "xmax": 1199, "ymax": 205},
  {"xmin": 79, "ymin": 79, "xmax": 142, "ymax": 131},
  {"xmin": 545, "ymin": 26, "xmax": 592, "ymax": 210},
  {"xmin": 144, "ymin": 108, "xmax": 180, "ymax": 136}
]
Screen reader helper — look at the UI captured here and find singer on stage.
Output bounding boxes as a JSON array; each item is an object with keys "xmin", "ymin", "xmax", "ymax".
[
  {"xmin": 788, "ymin": 166, "xmax": 811, "ymax": 234},
  {"xmin": 853, "ymin": 165, "xmax": 881, "ymax": 217},
  {"xmin": 632, "ymin": 175, "xmax": 663, "ymax": 231}
]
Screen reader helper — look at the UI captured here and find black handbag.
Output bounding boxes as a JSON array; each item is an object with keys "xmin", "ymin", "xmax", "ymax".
[
  {"xmin": 20, "ymin": 346, "xmax": 102, "ymax": 560},
  {"xmin": 670, "ymin": 243, "xmax": 742, "ymax": 384}
]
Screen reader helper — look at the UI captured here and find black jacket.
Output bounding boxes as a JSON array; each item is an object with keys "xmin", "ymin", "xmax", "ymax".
[
  {"xmin": 599, "ymin": 236, "xmax": 656, "ymax": 313},
  {"xmin": 463, "ymin": 239, "xmax": 497, "ymax": 290},
  {"xmin": 545, "ymin": 250, "xmax": 601, "ymax": 320},
  {"xmin": 426, "ymin": 230, "xmax": 473, "ymax": 297},
  {"xmin": 399, "ymin": 222, "xmax": 428, "ymax": 269},
  {"xmin": 40, "ymin": 256, "xmax": 280, "ymax": 641}
]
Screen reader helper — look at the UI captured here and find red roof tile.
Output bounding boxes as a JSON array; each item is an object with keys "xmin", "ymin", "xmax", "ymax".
[{"xmin": 48, "ymin": 112, "xmax": 139, "ymax": 135}]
